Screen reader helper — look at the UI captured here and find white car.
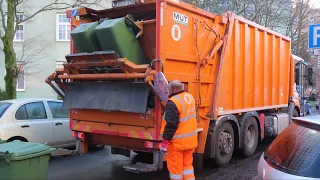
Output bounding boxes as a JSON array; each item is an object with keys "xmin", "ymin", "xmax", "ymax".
[{"xmin": 0, "ymin": 98, "xmax": 75, "ymax": 148}]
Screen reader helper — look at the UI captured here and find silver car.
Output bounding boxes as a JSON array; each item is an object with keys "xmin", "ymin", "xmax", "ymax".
[{"xmin": 257, "ymin": 115, "xmax": 320, "ymax": 180}]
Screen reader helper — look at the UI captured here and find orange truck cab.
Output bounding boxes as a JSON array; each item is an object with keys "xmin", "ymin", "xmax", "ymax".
[{"xmin": 46, "ymin": 0, "xmax": 299, "ymax": 173}]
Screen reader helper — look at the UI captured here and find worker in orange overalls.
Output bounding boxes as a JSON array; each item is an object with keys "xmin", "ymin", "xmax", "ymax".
[{"xmin": 160, "ymin": 80, "xmax": 198, "ymax": 180}]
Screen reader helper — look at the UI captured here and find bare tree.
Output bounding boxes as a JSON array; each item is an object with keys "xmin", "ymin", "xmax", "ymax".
[
  {"xmin": 186, "ymin": 0, "xmax": 293, "ymax": 35},
  {"xmin": 0, "ymin": 0, "xmax": 105, "ymax": 99},
  {"xmin": 16, "ymin": 35, "xmax": 52, "ymax": 76},
  {"xmin": 287, "ymin": 0, "xmax": 313, "ymax": 60}
]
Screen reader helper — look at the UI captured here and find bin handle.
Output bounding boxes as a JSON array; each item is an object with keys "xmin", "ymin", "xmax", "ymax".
[
  {"xmin": 151, "ymin": 59, "xmax": 164, "ymax": 72},
  {"xmin": 125, "ymin": 14, "xmax": 143, "ymax": 38}
]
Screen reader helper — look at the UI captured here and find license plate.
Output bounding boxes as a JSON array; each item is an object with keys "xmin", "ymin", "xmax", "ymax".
[{"xmin": 112, "ymin": 0, "xmax": 136, "ymax": 8}]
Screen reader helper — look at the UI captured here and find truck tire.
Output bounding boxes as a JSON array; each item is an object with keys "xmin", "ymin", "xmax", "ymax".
[
  {"xmin": 214, "ymin": 122, "xmax": 234, "ymax": 166},
  {"xmin": 241, "ymin": 117, "xmax": 258, "ymax": 157}
]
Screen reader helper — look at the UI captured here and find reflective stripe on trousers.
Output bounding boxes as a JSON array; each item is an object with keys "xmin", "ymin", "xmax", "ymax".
[
  {"xmin": 183, "ymin": 169, "xmax": 195, "ymax": 180},
  {"xmin": 183, "ymin": 169, "xmax": 194, "ymax": 175},
  {"xmin": 170, "ymin": 173, "xmax": 183, "ymax": 180}
]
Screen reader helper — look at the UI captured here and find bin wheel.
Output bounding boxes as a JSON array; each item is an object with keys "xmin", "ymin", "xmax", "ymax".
[
  {"xmin": 214, "ymin": 122, "xmax": 234, "ymax": 166},
  {"xmin": 241, "ymin": 117, "xmax": 259, "ymax": 157}
]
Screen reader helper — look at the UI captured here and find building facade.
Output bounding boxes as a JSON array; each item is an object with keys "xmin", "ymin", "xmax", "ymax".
[{"xmin": 0, "ymin": 0, "xmax": 111, "ymax": 99}]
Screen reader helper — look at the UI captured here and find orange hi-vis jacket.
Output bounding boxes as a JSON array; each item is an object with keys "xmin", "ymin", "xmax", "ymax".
[{"xmin": 160, "ymin": 92, "xmax": 198, "ymax": 150}]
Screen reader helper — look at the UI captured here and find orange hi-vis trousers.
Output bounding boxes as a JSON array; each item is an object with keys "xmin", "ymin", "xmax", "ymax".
[{"xmin": 167, "ymin": 144, "xmax": 195, "ymax": 180}]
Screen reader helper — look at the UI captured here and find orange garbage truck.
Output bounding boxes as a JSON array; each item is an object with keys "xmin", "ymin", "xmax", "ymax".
[{"xmin": 46, "ymin": 0, "xmax": 300, "ymax": 172}]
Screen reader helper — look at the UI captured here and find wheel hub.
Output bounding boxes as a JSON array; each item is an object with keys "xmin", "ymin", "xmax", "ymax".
[
  {"xmin": 218, "ymin": 131, "xmax": 233, "ymax": 155},
  {"xmin": 245, "ymin": 125, "xmax": 255, "ymax": 148}
]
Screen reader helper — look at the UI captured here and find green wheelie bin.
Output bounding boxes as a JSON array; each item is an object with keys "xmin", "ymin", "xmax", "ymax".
[
  {"xmin": 0, "ymin": 140, "xmax": 55, "ymax": 180},
  {"xmin": 0, "ymin": 139, "xmax": 6, "ymax": 144}
]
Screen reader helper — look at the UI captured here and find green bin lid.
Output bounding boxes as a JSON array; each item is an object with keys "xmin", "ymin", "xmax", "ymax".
[
  {"xmin": 0, "ymin": 140, "xmax": 54, "ymax": 161},
  {"xmin": 0, "ymin": 139, "xmax": 6, "ymax": 144}
]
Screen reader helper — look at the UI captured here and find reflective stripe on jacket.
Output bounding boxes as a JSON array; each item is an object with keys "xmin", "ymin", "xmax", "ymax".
[{"xmin": 160, "ymin": 92, "xmax": 198, "ymax": 150}]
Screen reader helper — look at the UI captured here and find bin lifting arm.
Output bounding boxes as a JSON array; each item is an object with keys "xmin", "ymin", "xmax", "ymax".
[
  {"xmin": 144, "ymin": 70, "xmax": 167, "ymax": 109},
  {"xmin": 45, "ymin": 73, "xmax": 66, "ymax": 98}
]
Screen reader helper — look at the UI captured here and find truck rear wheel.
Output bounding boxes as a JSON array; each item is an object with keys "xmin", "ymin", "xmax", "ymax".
[
  {"xmin": 241, "ymin": 117, "xmax": 258, "ymax": 157},
  {"xmin": 214, "ymin": 122, "xmax": 234, "ymax": 166}
]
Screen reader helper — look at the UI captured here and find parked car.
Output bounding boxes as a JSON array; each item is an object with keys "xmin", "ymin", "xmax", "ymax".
[
  {"xmin": 0, "ymin": 98, "xmax": 104, "ymax": 150},
  {"xmin": 257, "ymin": 115, "xmax": 320, "ymax": 180}
]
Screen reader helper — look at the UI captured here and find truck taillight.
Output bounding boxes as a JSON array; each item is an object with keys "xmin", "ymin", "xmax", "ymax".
[
  {"xmin": 145, "ymin": 141, "xmax": 154, "ymax": 148},
  {"xmin": 72, "ymin": 131, "xmax": 85, "ymax": 140},
  {"xmin": 78, "ymin": 132, "xmax": 85, "ymax": 140},
  {"xmin": 72, "ymin": 131, "xmax": 77, "ymax": 138},
  {"xmin": 144, "ymin": 141, "xmax": 161, "ymax": 149}
]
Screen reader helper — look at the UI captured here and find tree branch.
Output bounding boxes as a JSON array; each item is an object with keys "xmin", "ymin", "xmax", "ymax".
[{"xmin": 0, "ymin": 0, "xmax": 6, "ymax": 33}]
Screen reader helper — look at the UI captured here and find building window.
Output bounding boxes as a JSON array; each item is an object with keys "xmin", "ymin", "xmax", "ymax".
[
  {"xmin": 8, "ymin": 14, "xmax": 24, "ymax": 41},
  {"xmin": 17, "ymin": 63, "xmax": 25, "ymax": 91},
  {"xmin": 56, "ymin": 14, "xmax": 71, "ymax": 41}
]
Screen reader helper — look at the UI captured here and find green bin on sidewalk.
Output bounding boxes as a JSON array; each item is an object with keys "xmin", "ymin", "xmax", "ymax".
[{"xmin": 0, "ymin": 140, "xmax": 55, "ymax": 180}]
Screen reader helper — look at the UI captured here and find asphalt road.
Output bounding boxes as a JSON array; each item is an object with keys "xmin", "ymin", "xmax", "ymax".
[
  {"xmin": 48, "ymin": 112, "xmax": 320, "ymax": 180},
  {"xmin": 48, "ymin": 138, "xmax": 273, "ymax": 180}
]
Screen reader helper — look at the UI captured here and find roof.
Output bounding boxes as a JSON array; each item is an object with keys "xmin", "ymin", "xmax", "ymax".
[
  {"xmin": 0, "ymin": 98, "xmax": 62, "ymax": 103},
  {"xmin": 292, "ymin": 115, "xmax": 320, "ymax": 126}
]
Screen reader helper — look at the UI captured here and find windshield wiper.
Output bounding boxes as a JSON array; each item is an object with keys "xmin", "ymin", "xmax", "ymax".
[{"xmin": 264, "ymin": 154, "xmax": 290, "ymax": 171}]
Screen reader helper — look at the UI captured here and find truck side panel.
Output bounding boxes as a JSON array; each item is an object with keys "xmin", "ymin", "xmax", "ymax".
[
  {"xmin": 215, "ymin": 15, "xmax": 291, "ymax": 116},
  {"xmin": 160, "ymin": 0, "xmax": 291, "ymax": 118}
]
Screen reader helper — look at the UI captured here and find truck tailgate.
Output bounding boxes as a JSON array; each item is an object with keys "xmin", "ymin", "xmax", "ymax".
[{"xmin": 63, "ymin": 81, "xmax": 150, "ymax": 113}]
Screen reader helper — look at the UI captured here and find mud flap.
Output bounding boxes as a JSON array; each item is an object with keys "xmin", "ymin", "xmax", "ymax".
[{"xmin": 63, "ymin": 81, "xmax": 149, "ymax": 113}]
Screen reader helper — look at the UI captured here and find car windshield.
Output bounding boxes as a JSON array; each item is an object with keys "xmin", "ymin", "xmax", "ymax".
[
  {"xmin": 0, "ymin": 102, "xmax": 12, "ymax": 118},
  {"xmin": 264, "ymin": 120, "xmax": 320, "ymax": 178}
]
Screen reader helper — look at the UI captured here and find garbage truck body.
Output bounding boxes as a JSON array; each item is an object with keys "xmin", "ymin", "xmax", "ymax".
[{"xmin": 46, "ymin": 0, "xmax": 299, "ymax": 172}]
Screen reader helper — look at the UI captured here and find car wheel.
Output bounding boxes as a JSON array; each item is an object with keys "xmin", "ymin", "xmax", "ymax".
[
  {"xmin": 214, "ymin": 122, "xmax": 234, "ymax": 167},
  {"xmin": 241, "ymin": 117, "xmax": 259, "ymax": 157}
]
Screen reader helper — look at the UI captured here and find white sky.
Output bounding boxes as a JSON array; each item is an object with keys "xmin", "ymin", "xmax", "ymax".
[{"xmin": 310, "ymin": 0, "xmax": 320, "ymax": 8}]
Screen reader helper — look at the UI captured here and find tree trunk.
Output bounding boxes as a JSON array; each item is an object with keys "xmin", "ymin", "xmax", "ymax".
[{"xmin": 3, "ymin": 0, "xmax": 17, "ymax": 99}]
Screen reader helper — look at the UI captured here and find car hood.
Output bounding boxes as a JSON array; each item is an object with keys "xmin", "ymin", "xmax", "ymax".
[{"xmin": 257, "ymin": 153, "xmax": 318, "ymax": 180}]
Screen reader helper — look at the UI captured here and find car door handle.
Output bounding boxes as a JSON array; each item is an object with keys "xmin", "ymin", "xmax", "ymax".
[
  {"xmin": 21, "ymin": 125, "xmax": 30, "ymax": 128},
  {"xmin": 55, "ymin": 122, "xmax": 63, "ymax": 126}
]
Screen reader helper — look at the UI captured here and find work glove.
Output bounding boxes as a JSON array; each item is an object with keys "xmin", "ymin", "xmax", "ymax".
[{"xmin": 160, "ymin": 140, "xmax": 169, "ymax": 154}]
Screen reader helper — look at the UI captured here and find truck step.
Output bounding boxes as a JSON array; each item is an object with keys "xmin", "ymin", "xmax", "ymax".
[{"xmin": 123, "ymin": 162, "xmax": 158, "ymax": 173}]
